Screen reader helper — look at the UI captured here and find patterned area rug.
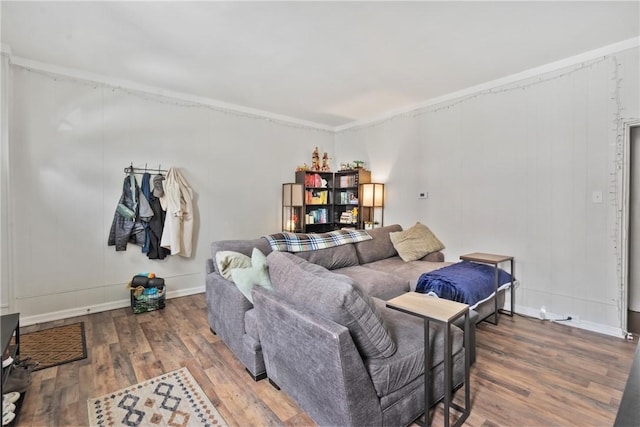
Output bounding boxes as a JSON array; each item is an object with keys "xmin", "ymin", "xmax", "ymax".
[
  {"xmin": 88, "ymin": 367, "xmax": 227, "ymax": 427},
  {"xmin": 19, "ymin": 322, "xmax": 87, "ymax": 371}
]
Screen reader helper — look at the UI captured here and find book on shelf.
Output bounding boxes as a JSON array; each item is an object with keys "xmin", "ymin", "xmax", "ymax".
[
  {"xmin": 338, "ymin": 174, "xmax": 358, "ymax": 188},
  {"xmin": 338, "ymin": 190, "xmax": 358, "ymax": 204},
  {"xmin": 339, "ymin": 212, "xmax": 354, "ymax": 224},
  {"xmin": 306, "ymin": 190, "xmax": 329, "ymax": 204},
  {"xmin": 303, "ymin": 173, "xmax": 328, "ymax": 188},
  {"xmin": 307, "ymin": 208, "xmax": 328, "ymax": 224}
]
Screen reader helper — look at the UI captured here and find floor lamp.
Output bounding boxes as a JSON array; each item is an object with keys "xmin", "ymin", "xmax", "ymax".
[
  {"xmin": 282, "ymin": 183, "xmax": 303, "ymax": 232},
  {"xmin": 360, "ymin": 183, "xmax": 384, "ymax": 229}
]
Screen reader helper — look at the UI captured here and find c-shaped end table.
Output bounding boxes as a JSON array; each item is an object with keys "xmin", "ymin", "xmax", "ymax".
[
  {"xmin": 386, "ymin": 293, "xmax": 470, "ymax": 427},
  {"xmin": 459, "ymin": 252, "xmax": 515, "ymax": 325}
]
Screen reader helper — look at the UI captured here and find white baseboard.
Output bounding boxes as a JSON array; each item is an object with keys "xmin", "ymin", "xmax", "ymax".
[
  {"xmin": 19, "ymin": 286, "xmax": 205, "ymax": 327},
  {"xmin": 511, "ymin": 304, "xmax": 625, "ymax": 339},
  {"xmin": 16, "ymin": 289, "xmax": 626, "ymax": 339}
]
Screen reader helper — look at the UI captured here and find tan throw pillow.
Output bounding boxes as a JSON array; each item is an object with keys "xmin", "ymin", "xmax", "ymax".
[
  {"xmin": 389, "ymin": 222, "xmax": 445, "ymax": 262},
  {"xmin": 215, "ymin": 251, "xmax": 251, "ymax": 280}
]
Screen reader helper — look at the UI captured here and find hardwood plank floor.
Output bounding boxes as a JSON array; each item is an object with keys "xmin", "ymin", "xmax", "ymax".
[{"xmin": 12, "ymin": 294, "xmax": 637, "ymax": 426}]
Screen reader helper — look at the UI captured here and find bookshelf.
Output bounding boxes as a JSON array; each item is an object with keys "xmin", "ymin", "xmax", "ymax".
[
  {"xmin": 295, "ymin": 171, "xmax": 335, "ymax": 233},
  {"xmin": 334, "ymin": 169, "xmax": 371, "ymax": 229},
  {"xmin": 283, "ymin": 169, "xmax": 372, "ymax": 232}
]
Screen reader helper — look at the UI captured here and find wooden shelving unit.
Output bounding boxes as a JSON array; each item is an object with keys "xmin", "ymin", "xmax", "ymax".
[{"xmin": 285, "ymin": 169, "xmax": 372, "ymax": 232}]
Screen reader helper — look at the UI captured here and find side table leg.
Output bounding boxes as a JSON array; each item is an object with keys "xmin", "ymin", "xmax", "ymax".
[
  {"xmin": 464, "ymin": 311, "xmax": 470, "ymax": 413},
  {"xmin": 510, "ymin": 259, "xmax": 515, "ymax": 316},
  {"xmin": 493, "ymin": 264, "xmax": 499, "ymax": 325},
  {"xmin": 424, "ymin": 318, "xmax": 431, "ymax": 427},
  {"xmin": 444, "ymin": 323, "xmax": 451, "ymax": 427}
]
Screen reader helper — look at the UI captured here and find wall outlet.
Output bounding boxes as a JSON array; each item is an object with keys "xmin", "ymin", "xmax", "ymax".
[
  {"xmin": 539, "ymin": 306, "xmax": 546, "ymax": 320},
  {"xmin": 418, "ymin": 192, "xmax": 428, "ymax": 199}
]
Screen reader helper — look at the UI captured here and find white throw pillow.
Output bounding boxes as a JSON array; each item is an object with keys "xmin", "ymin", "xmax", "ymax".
[
  {"xmin": 215, "ymin": 251, "xmax": 251, "ymax": 281},
  {"xmin": 230, "ymin": 248, "xmax": 274, "ymax": 303}
]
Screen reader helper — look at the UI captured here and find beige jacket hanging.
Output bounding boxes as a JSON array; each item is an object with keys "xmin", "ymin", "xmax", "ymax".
[{"xmin": 160, "ymin": 167, "xmax": 194, "ymax": 257}]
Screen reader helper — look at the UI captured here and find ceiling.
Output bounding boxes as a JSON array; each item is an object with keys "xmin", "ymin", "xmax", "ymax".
[{"xmin": 1, "ymin": 1, "xmax": 639, "ymax": 128}]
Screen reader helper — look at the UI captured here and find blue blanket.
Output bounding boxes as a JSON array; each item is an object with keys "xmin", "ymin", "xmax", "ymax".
[{"xmin": 415, "ymin": 261, "xmax": 512, "ymax": 307}]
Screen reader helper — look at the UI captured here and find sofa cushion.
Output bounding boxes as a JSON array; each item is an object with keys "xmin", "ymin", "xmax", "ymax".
[
  {"xmin": 267, "ymin": 251, "xmax": 397, "ymax": 359},
  {"xmin": 333, "ymin": 265, "xmax": 409, "ymax": 300},
  {"xmin": 354, "ymin": 224, "xmax": 402, "ymax": 264},
  {"xmin": 365, "ymin": 298, "xmax": 464, "ymax": 397},
  {"xmin": 215, "ymin": 251, "xmax": 251, "ymax": 280},
  {"xmin": 230, "ymin": 248, "xmax": 274, "ymax": 304},
  {"xmin": 294, "ymin": 243, "xmax": 360, "ymax": 270},
  {"xmin": 389, "ymin": 222, "xmax": 445, "ymax": 262},
  {"xmin": 364, "ymin": 257, "xmax": 453, "ymax": 291}
]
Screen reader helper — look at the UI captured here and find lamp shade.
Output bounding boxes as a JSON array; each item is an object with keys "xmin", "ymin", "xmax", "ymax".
[
  {"xmin": 283, "ymin": 183, "xmax": 303, "ymax": 206},
  {"xmin": 360, "ymin": 183, "xmax": 384, "ymax": 207}
]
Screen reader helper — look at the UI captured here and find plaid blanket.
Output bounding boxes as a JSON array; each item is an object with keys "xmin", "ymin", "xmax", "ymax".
[{"xmin": 264, "ymin": 229, "xmax": 372, "ymax": 252}]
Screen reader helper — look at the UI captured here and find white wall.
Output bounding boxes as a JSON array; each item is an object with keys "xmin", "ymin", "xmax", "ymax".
[
  {"xmin": 1, "ymin": 53, "xmax": 10, "ymax": 312},
  {"xmin": 3, "ymin": 45, "xmax": 639, "ymax": 336},
  {"xmin": 4, "ymin": 64, "xmax": 333, "ymax": 323},
  {"xmin": 336, "ymin": 48, "xmax": 640, "ymax": 335}
]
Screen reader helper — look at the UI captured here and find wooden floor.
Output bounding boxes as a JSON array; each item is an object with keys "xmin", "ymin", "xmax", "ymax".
[{"xmin": 12, "ymin": 293, "xmax": 637, "ymax": 427}]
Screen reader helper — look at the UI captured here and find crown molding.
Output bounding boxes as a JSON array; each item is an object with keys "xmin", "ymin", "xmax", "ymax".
[
  {"xmin": 4, "ymin": 37, "xmax": 638, "ymax": 134},
  {"xmin": 335, "ymin": 37, "xmax": 640, "ymax": 133},
  {"xmin": 6, "ymin": 53, "xmax": 334, "ymax": 133}
]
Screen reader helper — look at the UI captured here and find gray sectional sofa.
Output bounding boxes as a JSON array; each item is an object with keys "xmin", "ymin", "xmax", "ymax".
[{"xmin": 205, "ymin": 224, "xmax": 476, "ymax": 426}]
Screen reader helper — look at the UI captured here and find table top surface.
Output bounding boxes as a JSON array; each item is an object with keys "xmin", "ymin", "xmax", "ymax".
[
  {"xmin": 460, "ymin": 252, "xmax": 513, "ymax": 263},
  {"xmin": 386, "ymin": 293, "xmax": 468, "ymax": 322}
]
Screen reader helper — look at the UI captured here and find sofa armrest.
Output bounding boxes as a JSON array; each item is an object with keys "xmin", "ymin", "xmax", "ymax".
[
  {"xmin": 205, "ymin": 258, "xmax": 215, "ymax": 274},
  {"xmin": 205, "ymin": 271, "xmax": 253, "ymax": 353},
  {"xmin": 252, "ymin": 286, "xmax": 382, "ymax": 427}
]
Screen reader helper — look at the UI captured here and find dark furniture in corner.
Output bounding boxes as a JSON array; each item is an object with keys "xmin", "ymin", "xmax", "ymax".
[
  {"xmin": 2, "ymin": 313, "xmax": 23, "ymax": 424},
  {"xmin": 615, "ymin": 342, "xmax": 640, "ymax": 426}
]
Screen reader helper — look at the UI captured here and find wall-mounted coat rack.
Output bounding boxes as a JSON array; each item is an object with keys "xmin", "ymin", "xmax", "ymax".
[{"xmin": 124, "ymin": 163, "xmax": 168, "ymax": 175}]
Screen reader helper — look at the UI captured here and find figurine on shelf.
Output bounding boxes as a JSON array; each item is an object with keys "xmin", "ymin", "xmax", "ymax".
[
  {"xmin": 311, "ymin": 147, "xmax": 320, "ymax": 171},
  {"xmin": 353, "ymin": 160, "xmax": 365, "ymax": 169},
  {"xmin": 295, "ymin": 163, "xmax": 309, "ymax": 172},
  {"xmin": 321, "ymin": 152, "xmax": 331, "ymax": 172}
]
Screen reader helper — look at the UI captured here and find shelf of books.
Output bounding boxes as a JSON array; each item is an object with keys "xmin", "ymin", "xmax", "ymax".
[
  {"xmin": 295, "ymin": 171, "xmax": 335, "ymax": 233},
  {"xmin": 334, "ymin": 169, "xmax": 371, "ymax": 229},
  {"xmin": 287, "ymin": 169, "xmax": 371, "ymax": 232}
]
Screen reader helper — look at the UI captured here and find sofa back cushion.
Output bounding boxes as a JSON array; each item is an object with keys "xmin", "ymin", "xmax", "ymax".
[
  {"xmin": 210, "ymin": 238, "xmax": 272, "ymax": 274},
  {"xmin": 294, "ymin": 243, "xmax": 360, "ymax": 270},
  {"xmin": 267, "ymin": 251, "xmax": 397, "ymax": 359},
  {"xmin": 354, "ymin": 224, "xmax": 402, "ymax": 264}
]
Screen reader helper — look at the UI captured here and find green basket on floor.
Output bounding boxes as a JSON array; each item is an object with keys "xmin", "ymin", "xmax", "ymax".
[{"xmin": 130, "ymin": 275, "xmax": 166, "ymax": 314}]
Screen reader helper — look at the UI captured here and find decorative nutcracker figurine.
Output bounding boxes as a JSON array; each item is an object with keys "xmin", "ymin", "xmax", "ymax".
[
  {"xmin": 311, "ymin": 147, "xmax": 320, "ymax": 171},
  {"xmin": 321, "ymin": 152, "xmax": 331, "ymax": 172}
]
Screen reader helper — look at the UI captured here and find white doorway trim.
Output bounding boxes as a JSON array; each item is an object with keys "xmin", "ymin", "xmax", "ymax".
[{"xmin": 620, "ymin": 119, "xmax": 640, "ymax": 335}]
